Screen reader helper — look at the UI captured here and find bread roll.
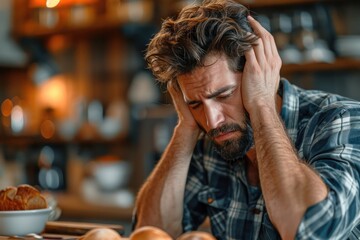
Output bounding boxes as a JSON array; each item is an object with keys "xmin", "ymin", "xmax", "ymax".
[
  {"xmin": 79, "ymin": 228, "xmax": 122, "ymax": 240},
  {"xmin": 130, "ymin": 226, "xmax": 173, "ymax": 240},
  {"xmin": 177, "ymin": 231, "xmax": 216, "ymax": 240},
  {"xmin": 0, "ymin": 184, "xmax": 48, "ymax": 211}
]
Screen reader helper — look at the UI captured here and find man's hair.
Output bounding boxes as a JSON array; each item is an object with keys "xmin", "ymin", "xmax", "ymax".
[{"xmin": 145, "ymin": 0, "xmax": 258, "ymax": 85}]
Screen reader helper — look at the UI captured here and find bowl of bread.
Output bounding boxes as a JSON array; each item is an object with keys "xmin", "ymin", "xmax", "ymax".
[{"xmin": 0, "ymin": 184, "xmax": 51, "ymax": 236}]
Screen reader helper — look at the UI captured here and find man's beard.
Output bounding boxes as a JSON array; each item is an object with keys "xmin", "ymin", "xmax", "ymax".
[{"xmin": 207, "ymin": 114, "xmax": 254, "ymax": 163}]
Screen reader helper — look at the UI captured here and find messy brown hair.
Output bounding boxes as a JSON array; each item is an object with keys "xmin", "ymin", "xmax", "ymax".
[{"xmin": 145, "ymin": 0, "xmax": 258, "ymax": 85}]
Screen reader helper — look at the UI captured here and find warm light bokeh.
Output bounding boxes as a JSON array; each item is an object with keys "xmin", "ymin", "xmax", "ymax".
[
  {"xmin": 40, "ymin": 119, "xmax": 56, "ymax": 138},
  {"xmin": 46, "ymin": 0, "xmax": 61, "ymax": 8},
  {"xmin": 1, "ymin": 99, "xmax": 13, "ymax": 117},
  {"xmin": 30, "ymin": 0, "xmax": 97, "ymax": 8},
  {"xmin": 37, "ymin": 74, "xmax": 68, "ymax": 118}
]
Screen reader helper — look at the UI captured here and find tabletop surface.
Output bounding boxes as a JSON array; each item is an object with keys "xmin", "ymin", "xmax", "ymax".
[
  {"xmin": 0, "ymin": 221, "xmax": 128, "ymax": 239},
  {"xmin": 0, "ymin": 234, "xmax": 130, "ymax": 240}
]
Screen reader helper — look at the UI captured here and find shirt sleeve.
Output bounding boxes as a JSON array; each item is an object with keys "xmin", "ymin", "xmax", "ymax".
[
  {"xmin": 296, "ymin": 106, "xmax": 360, "ymax": 239},
  {"xmin": 182, "ymin": 138, "xmax": 209, "ymax": 232}
]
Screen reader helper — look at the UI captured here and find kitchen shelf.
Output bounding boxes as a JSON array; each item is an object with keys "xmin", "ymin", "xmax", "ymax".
[
  {"xmin": 281, "ymin": 58, "xmax": 360, "ymax": 75},
  {"xmin": 238, "ymin": 0, "xmax": 347, "ymax": 8},
  {"xmin": 55, "ymin": 193, "xmax": 134, "ymax": 221},
  {"xmin": 13, "ymin": 18, "xmax": 127, "ymax": 38},
  {"xmin": 0, "ymin": 134, "xmax": 129, "ymax": 147},
  {"xmin": 12, "ymin": 0, "xmax": 154, "ymax": 38}
]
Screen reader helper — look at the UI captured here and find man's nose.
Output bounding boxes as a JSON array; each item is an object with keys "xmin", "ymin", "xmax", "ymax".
[{"xmin": 204, "ymin": 104, "xmax": 224, "ymax": 129}]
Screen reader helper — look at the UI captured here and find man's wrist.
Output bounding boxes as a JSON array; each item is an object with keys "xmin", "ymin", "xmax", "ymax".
[
  {"xmin": 247, "ymin": 98, "xmax": 277, "ymax": 119},
  {"xmin": 174, "ymin": 123, "xmax": 201, "ymax": 140}
]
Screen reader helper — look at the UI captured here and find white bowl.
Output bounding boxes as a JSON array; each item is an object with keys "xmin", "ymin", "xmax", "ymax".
[
  {"xmin": 336, "ymin": 35, "xmax": 360, "ymax": 58},
  {"xmin": 98, "ymin": 117, "xmax": 122, "ymax": 140},
  {"xmin": 0, "ymin": 207, "xmax": 52, "ymax": 236},
  {"xmin": 93, "ymin": 161, "xmax": 131, "ymax": 191}
]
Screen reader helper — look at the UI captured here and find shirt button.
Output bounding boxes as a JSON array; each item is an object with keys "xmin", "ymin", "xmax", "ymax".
[
  {"xmin": 207, "ymin": 197, "xmax": 214, "ymax": 204},
  {"xmin": 251, "ymin": 208, "xmax": 261, "ymax": 214}
]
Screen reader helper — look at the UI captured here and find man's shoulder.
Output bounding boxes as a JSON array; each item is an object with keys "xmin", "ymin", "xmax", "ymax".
[
  {"xmin": 283, "ymin": 79, "xmax": 360, "ymax": 111},
  {"xmin": 297, "ymin": 90, "xmax": 360, "ymax": 139},
  {"xmin": 295, "ymin": 85, "xmax": 360, "ymax": 117},
  {"xmin": 306, "ymin": 94, "xmax": 359, "ymax": 113},
  {"xmin": 284, "ymin": 80, "xmax": 360, "ymax": 136}
]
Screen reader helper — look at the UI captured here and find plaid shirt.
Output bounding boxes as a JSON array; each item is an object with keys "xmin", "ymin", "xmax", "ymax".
[{"xmin": 182, "ymin": 79, "xmax": 360, "ymax": 239}]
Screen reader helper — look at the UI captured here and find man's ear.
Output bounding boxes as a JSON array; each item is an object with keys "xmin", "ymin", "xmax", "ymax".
[{"xmin": 174, "ymin": 80, "xmax": 182, "ymax": 92}]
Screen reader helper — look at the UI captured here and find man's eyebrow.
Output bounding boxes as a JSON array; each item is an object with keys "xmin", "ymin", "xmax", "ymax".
[
  {"xmin": 185, "ymin": 85, "xmax": 236, "ymax": 105},
  {"xmin": 206, "ymin": 85, "xmax": 236, "ymax": 99}
]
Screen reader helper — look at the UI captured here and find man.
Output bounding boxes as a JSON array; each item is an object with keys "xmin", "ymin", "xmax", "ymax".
[{"xmin": 134, "ymin": 0, "xmax": 360, "ymax": 239}]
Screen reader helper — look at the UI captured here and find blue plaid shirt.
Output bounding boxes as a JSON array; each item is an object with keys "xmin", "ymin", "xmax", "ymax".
[{"xmin": 182, "ymin": 79, "xmax": 360, "ymax": 239}]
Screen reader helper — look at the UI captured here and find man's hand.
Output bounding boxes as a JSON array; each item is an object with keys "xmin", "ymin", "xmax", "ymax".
[
  {"xmin": 168, "ymin": 81, "xmax": 201, "ymax": 135},
  {"xmin": 242, "ymin": 15, "xmax": 282, "ymax": 114}
]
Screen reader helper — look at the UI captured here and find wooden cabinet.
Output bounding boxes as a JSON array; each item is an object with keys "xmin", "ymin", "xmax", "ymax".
[
  {"xmin": 1, "ymin": 0, "xmax": 160, "ymax": 222},
  {"xmin": 237, "ymin": 0, "xmax": 344, "ymax": 8},
  {"xmin": 11, "ymin": 0, "xmax": 360, "ymax": 77},
  {"xmin": 12, "ymin": 0, "xmax": 155, "ymax": 37}
]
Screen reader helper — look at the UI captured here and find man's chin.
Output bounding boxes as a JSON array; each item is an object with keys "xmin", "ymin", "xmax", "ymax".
[
  {"xmin": 213, "ymin": 139, "xmax": 250, "ymax": 163},
  {"xmin": 208, "ymin": 118, "xmax": 254, "ymax": 163}
]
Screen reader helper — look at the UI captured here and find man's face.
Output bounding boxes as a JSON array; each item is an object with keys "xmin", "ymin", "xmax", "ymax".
[{"xmin": 177, "ymin": 54, "xmax": 253, "ymax": 162}]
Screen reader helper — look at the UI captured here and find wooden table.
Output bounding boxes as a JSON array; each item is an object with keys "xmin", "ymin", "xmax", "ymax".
[
  {"xmin": 0, "ymin": 237, "xmax": 129, "ymax": 240},
  {"xmin": 0, "ymin": 221, "xmax": 128, "ymax": 239}
]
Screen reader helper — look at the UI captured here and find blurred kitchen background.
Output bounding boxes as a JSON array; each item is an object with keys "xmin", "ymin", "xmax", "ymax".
[{"xmin": 0, "ymin": 0, "xmax": 359, "ymax": 236}]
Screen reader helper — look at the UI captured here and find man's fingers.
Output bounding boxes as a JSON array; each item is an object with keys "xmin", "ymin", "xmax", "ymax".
[
  {"xmin": 167, "ymin": 81, "xmax": 180, "ymax": 97},
  {"xmin": 167, "ymin": 81, "xmax": 187, "ymax": 110},
  {"xmin": 244, "ymin": 47, "xmax": 258, "ymax": 70},
  {"xmin": 247, "ymin": 15, "xmax": 265, "ymax": 35},
  {"xmin": 247, "ymin": 15, "xmax": 275, "ymax": 59},
  {"xmin": 167, "ymin": 81, "xmax": 174, "ymax": 94},
  {"xmin": 251, "ymin": 36, "xmax": 266, "ymax": 66},
  {"xmin": 167, "ymin": 81, "xmax": 181, "ymax": 105}
]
